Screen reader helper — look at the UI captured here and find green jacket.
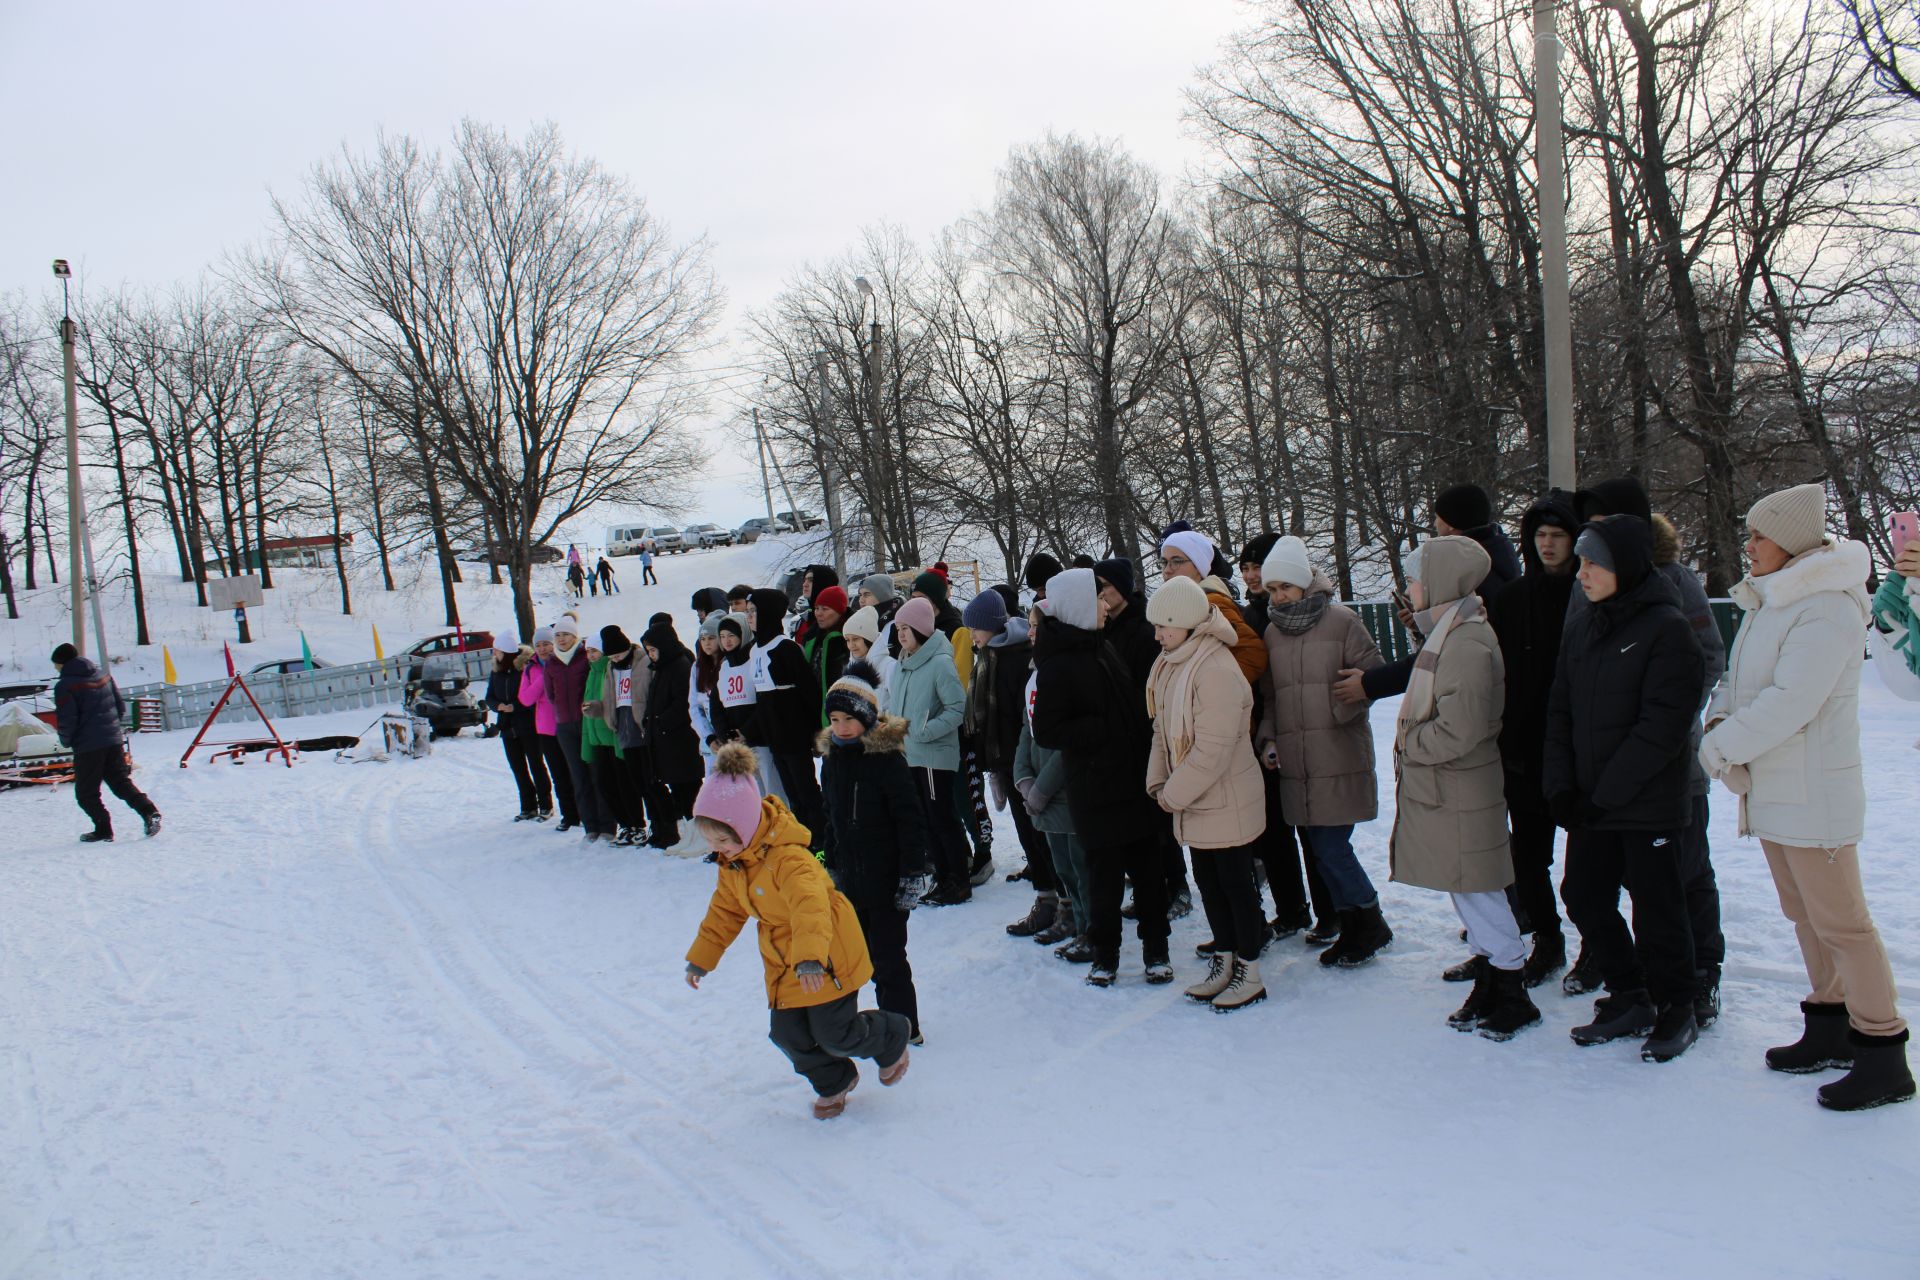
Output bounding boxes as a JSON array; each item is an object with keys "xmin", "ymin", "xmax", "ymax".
[
  {"xmin": 580, "ymin": 656, "xmax": 625, "ymax": 761},
  {"xmin": 1872, "ymin": 571, "xmax": 1918, "ymax": 678}
]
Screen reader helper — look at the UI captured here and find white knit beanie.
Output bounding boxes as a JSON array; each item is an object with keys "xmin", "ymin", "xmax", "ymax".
[
  {"xmin": 1145, "ymin": 576, "xmax": 1210, "ymax": 630},
  {"xmin": 1746, "ymin": 483, "xmax": 1828, "ymax": 558},
  {"xmin": 1260, "ymin": 536, "xmax": 1314, "ymax": 591}
]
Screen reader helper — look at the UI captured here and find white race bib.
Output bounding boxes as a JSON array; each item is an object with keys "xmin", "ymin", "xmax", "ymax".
[
  {"xmin": 719, "ymin": 664, "xmax": 757, "ymax": 708},
  {"xmin": 614, "ymin": 670, "xmax": 634, "ymax": 709},
  {"xmin": 1025, "ymin": 672, "xmax": 1040, "ymax": 726},
  {"xmin": 751, "ymin": 638, "xmax": 797, "ymax": 693}
]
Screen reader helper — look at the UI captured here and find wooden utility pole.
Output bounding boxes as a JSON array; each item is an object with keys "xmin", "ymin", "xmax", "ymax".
[
  {"xmin": 1534, "ymin": 0, "xmax": 1577, "ymax": 492},
  {"xmin": 815, "ymin": 353, "xmax": 847, "ymax": 581},
  {"xmin": 866, "ymin": 321, "xmax": 890, "ymax": 570}
]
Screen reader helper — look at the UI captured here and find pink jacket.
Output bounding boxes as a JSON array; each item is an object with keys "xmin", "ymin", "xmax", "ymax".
[{"xmin": 519, "ymin": 662, "xmax": 558, "ymax": 736}]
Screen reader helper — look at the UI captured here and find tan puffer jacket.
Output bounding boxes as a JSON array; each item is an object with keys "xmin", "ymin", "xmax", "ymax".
[
  {"xmin": 1256, "ymin": 596, "xmax": 1384, "ymax": 827},
  {"xmin": 1146, "ymin": 608, "xmax": 1268, "ymax": 849}
]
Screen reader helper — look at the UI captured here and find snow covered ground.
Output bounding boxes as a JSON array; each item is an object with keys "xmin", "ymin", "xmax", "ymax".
[{"xmin": 3, "ymin": 539, "xmax": 1917, "ymax": 1278}]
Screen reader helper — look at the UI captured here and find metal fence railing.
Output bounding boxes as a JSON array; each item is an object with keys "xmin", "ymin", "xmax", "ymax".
[{"xmin": 121, "ymin": 650, "xmax": 494, "ymax": 733}]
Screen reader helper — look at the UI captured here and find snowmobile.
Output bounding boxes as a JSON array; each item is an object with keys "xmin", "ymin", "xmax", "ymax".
[{"xmin": 406, "ymin": 654, "xmax": 485, "ymax": 739}]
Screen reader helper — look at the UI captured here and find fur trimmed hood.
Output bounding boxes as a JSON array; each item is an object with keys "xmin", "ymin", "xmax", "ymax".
[
  {"xmin": 814, "ymin": 714, "xmax": 909, "ymax": 757},
  {"xmin": 1651, "ymin": 513, "xmax": 1681, "ymax": 567},
  {"xmin": 1730, "ymin": 538, "xmax": 1871, "ymax": 621}
]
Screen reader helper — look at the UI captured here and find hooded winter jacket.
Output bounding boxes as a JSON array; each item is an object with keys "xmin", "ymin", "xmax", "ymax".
[
  {"xmin": 685, "ymin": 797, "xmax": 874, "ymax": 1009},
  {"xmin": 817, "ymin": 716, "xmax": 930, "ymax": 913},
  {"xmin": 1100, "ymin": 593, "xmax": 1162, "ymax": 691},
  {"xmin": 1543, "ymin": 516, "xmax": 1705, "ymax": 831},
  {"xmin": 1488, "ymin": 491, "xmax": 1579, "ymax": 810},
  {"xmin": 1145, "ymin": 607, "xmax": 1267, "ymax": 849},
  {"xmin": 486, "ymin": 654, "xmax": 537, "ymax": 738},
  {"xmin": 1012, "ymin": 705, "xmax": 1075, "ymax": 836},
  {"xmin": 1703, "ymin": 539, "xmax": 1871, "ymax": 846},
  {"xmin": 744, "ymin": 589, "xmax": 821, "ymax": 754},
  {"xmin": 885, "ymin": 627, "xmax": 967, "ymax": 772},
  {"xmin": 1256, "ymin": 594, "xmax": 1384, "ymax": 827},
  {"xmin": 1198, "ymin": 575, "xmax": 1268, "ymax": 683},
  {"xmin": 1029, "ymin": 603, "xmax": 1160, "ymax": 849},
  {"xmin": 53, "ymin": 656, "xmax": 125, "ymax": 752},
  {"xmin": 1390, "ymin": 538, "xmax": 1512, "ymax": 893},
  {"xmin": 642, "ymin": 626, "xmax": 704, "ymax": 791},
  {"xmin": 541, "ymin": 641, "xmax": 591, "ymax": 725},
  {"xmin": 579, "ymin": 657, "xmax": 625, "ymax": 762},
  {"xmin": 518, "ymin": 661, "xmax": 558, "ymax": 736},
  {"xmin": 1871, "ymin": 570, "xmax": 1919, "ymax": 689},
  {"xmin": 967, "ymin": 618, "xmax": 1034, "ymax": 772},
  {"xmin": 804, "ymin": 627, "xmax": 849, "ymax": 726},
  {"xmin": 691, "ymin": 586, "xmax": 730, "ymax": 618}
]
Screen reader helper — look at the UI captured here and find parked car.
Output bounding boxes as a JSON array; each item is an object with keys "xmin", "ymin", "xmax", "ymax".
[
  {"xmin": 606, "ymin": 523, "xmax": 649, "ymax": 556},
  {"xmin": 461, "ymin": 544, "xmax": 562, "ymax": 566},
  {"xmin": 776, "ymin": 509, "xmax": 829, "ymax": 531},
  {"xmin": 684, "ymin": 522, "xmax": 734, "ymax": 548},
  {"xmin": 735, "ymin": 516, "xmax": 781, "ymax": 543},
  {"xmin": 401, "ymin": 630, "xmax": 496, "ymax": 662},
  {"xmin": 249, "ymin": 656, "xmax": 336, "ymax": 678},
  {"xmin": 647, "ymin": 527, "xmax": 687, "ymax": 553}
]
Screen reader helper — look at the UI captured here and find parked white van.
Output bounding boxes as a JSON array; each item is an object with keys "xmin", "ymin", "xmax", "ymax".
[{"xmin": 606, "ymin": 524, "xmax": 651, "ymax": 556}]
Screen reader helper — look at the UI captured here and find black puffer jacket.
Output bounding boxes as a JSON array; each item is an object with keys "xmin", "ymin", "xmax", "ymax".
[
  {"xmin": 641, "ymin": 625, "xmax": 703, "ymax": 791},
  {"xmin": 54, "ymin": 656, "xmax": 125, "ymax": 752},
  {"xmin": 967, "ymin": 621, "xmax": 1034, "ymax": 772},
  {"xmin": 1488, "ymin": 492, "xmax": 1578, "ymax": 810},
  {"xmin": 1542, "ymin": 517, "xmax": 1705, "ymax": 832},
  {"xmin": 1029, "ymin": 616, "xmax": 1159, "ymax": 850},
  {"xmin": 485, "ymin": 659, "xmax": 537, "ymax": 738},
  {"xmin": 745, "ymin": 588, "xmax": 821, "ymax": 754},
  {"xmin": 1101, "ymin": 595, "xmax": 1160, "ymax": 691},
  {"xmin": 818, "ymin": 717, "xmax": 929, "ymax": 913},
  {"xmin": 1459, "ymin": 522, "xmax": 1523, "ymax": 600}
]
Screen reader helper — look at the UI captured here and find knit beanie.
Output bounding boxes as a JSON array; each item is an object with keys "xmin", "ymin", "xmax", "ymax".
[
  {"xmin": 599, "ymin": 625, "xmax": 632, "ymax": 655},
  {"xmin": 1092, "ymin": 556, "xmax": 1137, "ymax": 600},
  {"xmin": 1023, "ymin": 553, "xmax": 1063, "ymax": 595},
  {"xmin": 1572, "ymin": 527, "xmax": 1614, "ymax": 573},
  {"xmin": 814, "ymin": 585, "xmax": 849, "ymax": 618},
  {"xmin": 51, "ymin": 643, "xmax": 77, "ymax": 666},
  {"xmin": 843, "ymin": 606, "xmax": 881, "ymax": 645},
  {"xmin": 912, "ymin": 571, "xmax": 950, "ymax": 609},
  {"xmin": 824, "ymin": 659, "xmax": 885, "ymax": 729},
  {"xmin": 1260, "ymin": 536, "xmax": 1315, "ymax": 591},
  {"xmin": 1145, "ymin": 577, "xmax": 1210, "ymax": 630},
  {"xmin": 991, "ymin": 583, "xmax": 1020, "ymax": 615},
  {"xmin": 962, "ymin": 588, "xmax": 1009, "ymax": 635},
  {"xmin": 929, "ymin": 561, "xmax": 951, "ymax": 583},
  {"xmin": 716, "ymin": 613, "xmax": 748, "ymax": 642},
  {"xmin": 1238, "ymin": 532, "xmax": 1280, "ymax": 568},
  {"xmin": 1746, "ymin": 483, "xmax": 1828, "ymax": 557},
  {"xmin": 859, "ymin": 573, "xmax": 900, "ymax": 604},
  {"xmin": 532, "ymin": 625, "xmax": 556, "ymax": 646},
  {"xmin": 1160, "ymin": 531, "xmax": 1214, "ymax": 578},
  {"xmin": 693, "ymin": 743, "xmax": 764, "ymax": 845},
  {"xmin": 896, "ymin": 596, "xmax": 938, "ymax": 640},
  {"xmin": 553, "ymin": 615, "xmax": 580, "ymax": 638},
  {"xmin": 1435, "ymin": 483, "xmax": 1494, "ymax": 531},
  {"xmin": 493, "ymin": 631, "xmax": 520, "ymax": 654},
  {"xmin": 697, "ymin": 613, "xmax": 724, "ymax": 641}
]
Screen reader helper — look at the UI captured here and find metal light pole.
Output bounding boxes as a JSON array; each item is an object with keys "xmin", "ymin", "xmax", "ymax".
[
  {"xmin": 1533, "ymin": 0, "xmax": 1578, "ymax": 492},
  {"xmin": 854, "ymin": 277, "xmax": 889, "ymax": 571},
  {"xmin": 55, "ymin": 259, "xmax": 108, "ymax": 665},
  {"xmin": 814, "ymin": 352, "xmax": 846, "ymax": 581}
]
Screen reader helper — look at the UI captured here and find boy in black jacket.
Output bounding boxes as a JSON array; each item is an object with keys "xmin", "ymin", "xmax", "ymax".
[
  {"xmin": 820, "ymin": 661, "xmax": 931, "ymax": 1044},
  {"xmin": 746, "ymin": 588, "xmax": 827, "ymax": 847},
  {"xmin": 1544, "ymin": 515, "xmax": 1706, "ymax": 1064}
]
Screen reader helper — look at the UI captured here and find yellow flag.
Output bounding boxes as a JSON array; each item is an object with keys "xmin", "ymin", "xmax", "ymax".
[
  {"xmin": 162, "ymin": 646, "xmax": 178, "ymax": 684},
  {"xmin": 373, "ymin": 624, "xmax": 385, "ymax": 660}
]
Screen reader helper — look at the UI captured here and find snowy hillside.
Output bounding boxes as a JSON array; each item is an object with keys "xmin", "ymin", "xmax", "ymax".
[{"xmin": 2, "ymin": 535, "xmax": 1917, "ymax": 1278}]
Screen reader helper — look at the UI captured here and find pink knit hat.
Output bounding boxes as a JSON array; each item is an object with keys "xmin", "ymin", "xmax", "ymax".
[
  {"xmin": 896, "ymin": 596, "xmax": 938, "ymax": 639},
  {"xmin": 693, "ymin": 743, "xmax": 764, "ymax": 844}
]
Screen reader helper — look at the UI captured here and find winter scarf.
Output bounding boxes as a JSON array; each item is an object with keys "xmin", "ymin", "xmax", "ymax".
[
  {"xmin": 1397, "ymin": 593, "xmax": 1484, "ymax": 751},
  {"xmin": 1269, "ymin": 577, "xmax": 1335, "ymax": 636},
  {"xmin": 1146, "ymin": 614, "xmax": 1229, "ymax": 766}
]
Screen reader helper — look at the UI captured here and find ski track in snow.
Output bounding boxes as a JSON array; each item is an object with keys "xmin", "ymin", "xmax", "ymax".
[{"xmin": 3, "ymin": 538, "xmax": 1918, "ymax": 1278}]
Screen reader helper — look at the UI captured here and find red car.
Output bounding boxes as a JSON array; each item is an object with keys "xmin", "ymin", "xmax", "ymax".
[{"xmin": 402, "ymin": 630, "xmax": 496, "ymax": 661}]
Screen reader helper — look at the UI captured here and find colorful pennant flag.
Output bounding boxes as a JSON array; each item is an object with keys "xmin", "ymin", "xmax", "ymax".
[
  {"xmin": 162, "ymin": 646, "xmax": 178, "ymax": 684},
  {"xmin": 223, "ymin": 642, "xmax": 235, "ymax": 677},
  {"xmin": 372, "ymin": 624, "xmax": 385, "ymax": 660},
  {"xmin": 300, "ymin": 632, "xmax": 315, "ymax": 671}
]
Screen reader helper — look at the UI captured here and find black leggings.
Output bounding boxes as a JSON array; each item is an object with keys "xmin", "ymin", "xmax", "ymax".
[
  {"xmin": 501, "ymin": 732, "xmax": 552, "ymax": 813},
  {"xmin": 1087, "ymin": 835, "xmax": 1170, "ymax": 965},
  {"xmin": 915, "ymin": 767, "xmax": 973, "ymax": 893},
  {"xmin": 1193, "ymin": 840, "xmax": 1267, "ymax": 961},
  {"xmin": 997, "ymin": 767, "xmax": 1056, "ymax": 893}
]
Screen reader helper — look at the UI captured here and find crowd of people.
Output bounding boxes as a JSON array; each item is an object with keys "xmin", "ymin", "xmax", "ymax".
[{"xmin": 482, "ymin": 482, "xmax": 1917, "ymax": 1120}]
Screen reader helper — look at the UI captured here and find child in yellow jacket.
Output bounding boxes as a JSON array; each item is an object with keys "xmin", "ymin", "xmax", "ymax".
[{"xmin": 685, "ymin": 744, "xmax": 912, "ymax": 1119}]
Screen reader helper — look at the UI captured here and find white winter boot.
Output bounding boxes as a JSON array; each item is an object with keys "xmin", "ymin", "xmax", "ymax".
[
  {"xmin": 665, "ymin": 827, "xmax": 708, "ymax": 859},
  {"xmin": 1184, "ymin": 951, "xmax": 1234, "ymax": 1003},
  {"xmin": 1211, "ymin": 958, "xmax": 1267, "ymax": 1012}
]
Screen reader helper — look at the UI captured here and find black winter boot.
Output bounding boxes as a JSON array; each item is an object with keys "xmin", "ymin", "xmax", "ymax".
[
  {"xmin": 1641, "ymin": 1003, "xmax": 1698, "ymax": 1063},
  {"xmin": 1816, "ymin": 1030, "xmax": 1915, "ymax": 1111},
  {"xmin": 1693, "ymin": 966, "xmax": 1722, "ymax": 1029},
  {"xmin": 1269, "ymin": 909, "xmax": 1312, "ymax": 941},
  {"xmin": 1143, "ymin": 948, "xmax": 1174, "ymax": 985},
  {"xmin": 1476, "ymin": 967, "xmax": 1542, "ymax": 1041},
  {"xmin": 1442, "ymin": 954, "xmax": 1482, "ymax": 983},
  {"xmin": 1571, "ymin": 990, "xmax": 1657, "ymax": 1046},
  {"xmin": 1522, "ymin": 929, "xmax": 1566, "ymax": 989},
  {"xmin": 1034, "ymin": 902, "xmax": 1077, "ymax": 946},
  {"xmin": 1561, "ymin": 943, "xmax": 1604, "ymax": 996},
  {"xmin": 1055, "ymin": 935, "xmax": 1095, "ymax": 963},
  {"xmin": 1006, "ymin": 893, "xmax": 1058, "ymax": 938},
  {"xmin": 1321, "ymin": 902, "xmax": 1392, "ymax": 968},
  {"xmin": 1446, "ymin": 957, "xmax": 1494, "ymax": 1029},
  {"xmin": 1765, "ymin": 1001, "xmax": 1854, "ymax": 1074},
  {"xmin": 79, "ymin": 829, "xmax": 113, "ymax": 844},
  {"xmin": 1304, "ymin": 915, "xmax": 1342, "ymax": 947}
]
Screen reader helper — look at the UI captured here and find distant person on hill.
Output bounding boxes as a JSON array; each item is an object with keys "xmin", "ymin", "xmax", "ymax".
[
  {"xmin": 640, "ymin": 541, "xmax": 659, "ymax": 587},
  {"xmin": 565, "ymin": 560, "xmax": 587, "ymax": 602},
  {"xmin": 597, "ymin": 556, "xmax": 618, "ymax": 596},
  {"xmin": 52, "ymin": 643, "xmax": 161, "ymax": 843}
]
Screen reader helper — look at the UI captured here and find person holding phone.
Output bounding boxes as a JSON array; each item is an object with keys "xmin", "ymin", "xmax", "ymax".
[{"xmin": 1870, "ymin": 512, "xmax": 1920, "ymax": 691}]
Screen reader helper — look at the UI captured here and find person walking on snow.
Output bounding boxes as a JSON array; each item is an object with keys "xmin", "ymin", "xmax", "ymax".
[
  {"xmin": 684, "ymin": 744, "xmax": 911, "ymax": 1120},
  {"xmin": 1142, "ymin": 578, "xmax": 1271, "ymax": 1012},
  {"xmin": 639, "ymin": 540, "xmax": 659, "ymax": 587},
  {"xmin": 52, "ymin": 643, "xmax": 160, "ymax": 842},
  {"xmin": 1700, "ymin": 483, "xmax": 1912, "ymax": 1111},
  {"xmin": 1389, "ymin": 537, "xmax": 1541, "ymax": 1040},
  {"xmin": 819, "ymin": 661, "xmax": 931, "ymax": 1045},
  {"xmin": 597, "ymin": 556, "xmax": 618, "ymax": 595}
]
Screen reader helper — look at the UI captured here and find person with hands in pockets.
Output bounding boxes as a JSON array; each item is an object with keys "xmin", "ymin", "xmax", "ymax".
[
  {"xmin": 684, "ymin": 743, "xmax": 911, "ymax": 1120},
  {"xmin": 885, "ymin": 596, "xmax": 974, "ymax": 907}
]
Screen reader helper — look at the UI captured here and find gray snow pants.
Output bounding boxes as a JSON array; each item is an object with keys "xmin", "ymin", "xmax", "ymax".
[{"xmin": 768, "ymin": 993, "xmax": 910, "ymax": 1097}]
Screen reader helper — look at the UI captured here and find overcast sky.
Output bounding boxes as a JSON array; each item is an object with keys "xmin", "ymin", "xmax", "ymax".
[{"xmin": 1, "ymin": 0, "xmax": 1252, "ymax": 525}]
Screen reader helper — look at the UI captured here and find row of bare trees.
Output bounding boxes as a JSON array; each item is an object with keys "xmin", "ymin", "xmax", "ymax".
[
  {"xmin": 743, "ymin": 0, "xmax": 1920, "ymax": 596},
  {"xmin": 0, "ymin": 122, "xmax": 717, "ymax": 644}
]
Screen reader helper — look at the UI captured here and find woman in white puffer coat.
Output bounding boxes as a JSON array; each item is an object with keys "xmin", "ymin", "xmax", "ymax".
[{"xmin": 1699, "ymin": 483, "xmax": 1911, "ymax": 1112}]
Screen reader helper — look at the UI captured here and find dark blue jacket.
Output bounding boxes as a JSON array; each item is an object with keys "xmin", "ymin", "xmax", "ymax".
[{"xmin": 55, "ymin": 657, "xmax": 126, "ymax": 751}]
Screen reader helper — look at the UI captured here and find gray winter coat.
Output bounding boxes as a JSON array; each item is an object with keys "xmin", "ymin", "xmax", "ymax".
[{"xmin": 1256, "ymin": 601, "xmax": 1384, "ymax": 827}]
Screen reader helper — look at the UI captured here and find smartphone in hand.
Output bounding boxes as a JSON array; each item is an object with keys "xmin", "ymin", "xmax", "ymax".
[{"xmin": 1892, "ymin": 511, "xmax": 1919, "ymax": 558}]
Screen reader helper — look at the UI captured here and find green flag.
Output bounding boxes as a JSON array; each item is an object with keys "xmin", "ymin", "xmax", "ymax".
[{"xmin": 300, "ymin": 632, "xmax": 314, "ymax": 671}]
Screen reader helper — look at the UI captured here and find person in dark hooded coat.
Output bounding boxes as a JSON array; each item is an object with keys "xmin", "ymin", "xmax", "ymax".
[
  {"xmin": 52, "ymin": 643, "xmax": 160, "ymax": 842},
  {"xmin": 746, "ymin": 587, "xmax": 827, "ymax": 846},
  {"xmin": 792, "ymin": 565, "xmax": 840, "ymax": 646},
  {"xmin": 1544, "ymin": 514, "xmax": 1705, "ymax": 1064},
  {"xmin": 642, "ymin": 619, "xmax": 705, "ymax": 847},
  {"xmin": 690, "ymin": 586, "xmax": 730, "ymax": 622},
  {"xmin": 1486, "ymin": 490, "xmax": 1579, "ymax": 985}
]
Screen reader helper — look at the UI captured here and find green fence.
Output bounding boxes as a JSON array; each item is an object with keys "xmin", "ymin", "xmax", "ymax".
[{"xmin": 1348, "ymin": 598, "xmax": 1745, "ymax": 660}]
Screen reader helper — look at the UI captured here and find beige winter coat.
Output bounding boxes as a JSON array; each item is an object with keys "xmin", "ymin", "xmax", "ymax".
[
  {"xmin": 1702, "ymin": 539, "xmax": 1871, "ymax": 846},
  {"xmin": 1146, "ymin": 608, "xmax": 1268, "ymax": 849},
  {"xmin": 1256, "ymin": 600, "xmax": 1383, "ymax": 827},
  {"xmin": 1389, "ymin": 541, "xmax": 1513, "ymax": 894}
]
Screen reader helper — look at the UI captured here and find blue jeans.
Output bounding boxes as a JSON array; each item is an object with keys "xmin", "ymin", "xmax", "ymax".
[{"xmin": 1300, "ymin": 824, "xmax": 1376, "ymax": 912}]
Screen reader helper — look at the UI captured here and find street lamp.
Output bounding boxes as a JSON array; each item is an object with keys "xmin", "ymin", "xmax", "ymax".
[
  {"xmin": 54, "ymin": 259, "xmax": 112, "ymax": 666},
  {"xmin": 853, "ymin": 277, "xmax": 890, "ymax": 570},
  {"xmin": 813, "ymin": 351, "xmax": 847, "ymax": 581}
]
